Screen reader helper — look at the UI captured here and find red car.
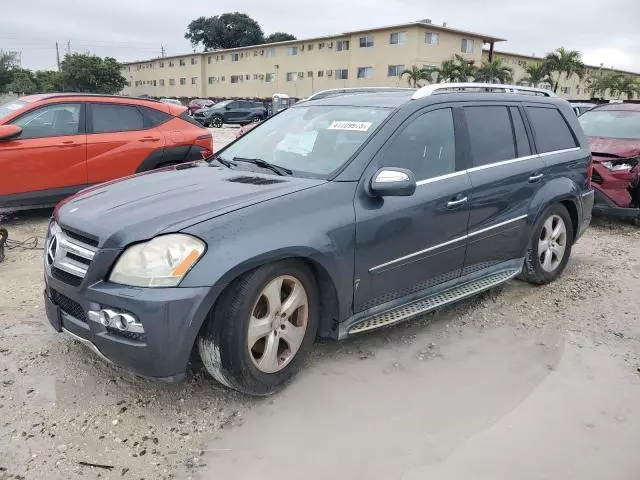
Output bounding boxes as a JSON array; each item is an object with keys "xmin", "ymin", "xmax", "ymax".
[
  {"xmin": 0, "ymin": 94, "xmax": 213, "ymax": 213},
  {"xmin": 579, "ymin": 103, "xmax": 640, "ymax": 223},
  {"xmin": 188, "ymin": 99, "xmax": 215, "ymax": 115}
]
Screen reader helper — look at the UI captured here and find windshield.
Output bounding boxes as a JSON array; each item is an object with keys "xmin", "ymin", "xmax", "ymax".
[
  {"xmin": 579, "ymin": 110, "xmax": 640, "ymax": 140},
  {"xmin": 217, "ymin": 105, "xmax": 391, "ymax": 177},
  {"xmin": 213, "ymin": 100, "xmax": 233, "ymax": 108},
  {"xmin": 0, "ymin": 99, "xmax": 28, "ymax": 119}
]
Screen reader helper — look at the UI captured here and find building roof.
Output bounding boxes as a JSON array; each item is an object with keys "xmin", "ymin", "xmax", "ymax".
[{"xmin": 121, "ymin": 20, "xmax": 505, "ymax": 66}]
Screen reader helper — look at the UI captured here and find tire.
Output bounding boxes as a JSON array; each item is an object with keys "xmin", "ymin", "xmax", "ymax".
[
  {"xmin": 198, "ymin": 260, "xmax": 319, "ymax": 396},
  {"xmin": 251, "ymin": 115, "xmax": 262, "ymax": 123},
  {"xmin": 211, "ymin": 115, "xmax": 223, "ymax": 128},
  {"xmin": 520, "ymin": 203, "xmax": 574, "ymax": 285}
]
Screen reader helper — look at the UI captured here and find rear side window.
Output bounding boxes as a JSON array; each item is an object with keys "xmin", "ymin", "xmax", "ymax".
[
  {"xmin": 525, "ymin": 106, "xmax": 577, "ymax": 153},
  {"xmin": 91, "ymin": 104, "xmax": 144, "ymax": 133},
  {"xmin": 140, "ymin": 106, "xmax": 172, "ymax": 127},
  {"xmin": 509, "ymin": 107, "xmax": 532, "ymax": 157},
  {"xmin": 464, "ymin": 106, "xmax": 515, "ymax": 166}
]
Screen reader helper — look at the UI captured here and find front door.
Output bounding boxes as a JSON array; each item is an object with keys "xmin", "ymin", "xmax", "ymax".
[
  {"xmin": 86, "ymin": 102, "xmax": 166, "ymax": 184},
  {"xmin": 354, "ymin": 107, "xmax": 471, "ymax": 312},
  {"xmin": 0, "ymin": 102, "xmax": 86, "ymax": 199},
  {"xmin": 461, "ymin": 104, "xmax": 545, "ymax": 272},
  {"xmin": 223, "ymin": 101, "xmax": 243, "ymax": 123}
]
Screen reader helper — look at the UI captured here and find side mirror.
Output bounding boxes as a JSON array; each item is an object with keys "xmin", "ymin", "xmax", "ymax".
[
  {"xmin": 225, "ymin": 105, "xmax": 232, "ymax": 110},
  {"xmin": 0, "ymin": 124, "xmax": 22, "ymax": 141},
  {"xmin": 369, "ymin": 168, "xmax": 417, "ymax": 197}
]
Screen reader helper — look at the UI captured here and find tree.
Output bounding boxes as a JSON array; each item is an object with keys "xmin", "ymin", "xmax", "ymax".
[
  {"xmin": 587, "ymin": 72, "xmax": 615, "ymax": 99},
  {"xmin": 6, "ymin": 69, "xmax": 37, "ymax": 94},
  {"xmin": 451, "ymin": 54, "xmax": 477, "ymax": 82},
  {"xmin": 185, "ymin": 13, "xmax": 263, "ymax": 50},
  {"xmin": 58, "ymin": 54, "xmax": 126, "ymax": 94},
  {"xmin": 544, "ymin": 47, "xmax": 585, "ymax": 93},
  {"xmin": 435, "ymin": 59, "xmax": 459, "ymax": 83},
  {"xmin": 264, "ymin": 32, "xmax": 297, "ymax": 43},
  {"xmin": 35, "ymin": 70, "xmax": 63, "ymax": 92},
  {"xmin": 402, "ymin": 66, "xmax": 429, "ymax": 88},
  {"xmin": 474, "ymin": 59, "xmax": 513, "ymax": 84},
  {"xmin": 612, "ymin": 74, "xmax": 640, "ymax": 100},
  {"xmin": 520, "ymin": 62, "xmax": 550, "ymax": 87},
  {"xmin": 0, "ymin": 51, "xmax": 20, "ymax": 92}
]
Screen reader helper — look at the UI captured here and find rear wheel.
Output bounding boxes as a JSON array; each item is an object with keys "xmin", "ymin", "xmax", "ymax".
[
  {"xmin": 198, "ymin": 260, "xmax": 319, "ymax": 396},
  {"xmin": 211, "ymin": 115, "xmax": 223, "ymax": 128},
  {"xmin": 520, "ymin": 204, "xmax": 574, "ymax": 285},
  {"xmin": 251, "ymin": 115, "xmax": 262, "ymax": 123}
]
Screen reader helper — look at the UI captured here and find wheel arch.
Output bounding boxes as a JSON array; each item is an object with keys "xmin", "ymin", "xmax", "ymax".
[{"xmin": 528, "ymin": 177, "xmax": 581, "ymax": 242}]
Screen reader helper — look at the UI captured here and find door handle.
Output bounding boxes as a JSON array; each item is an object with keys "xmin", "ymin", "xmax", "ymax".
[
  {"xmin": 529, "ymin": 173, "xmax": 544, "ymax": 183},
  {"xmin": 446, "ymin": 196, "xmax": 468, "ymax": 208},
  {"xmin": 139, "ymin": 136, "xmax": 160, "ymax": 142},
  {"xmin": 57, "ymin": 140, "xmax": 80, "ymax": 147}
]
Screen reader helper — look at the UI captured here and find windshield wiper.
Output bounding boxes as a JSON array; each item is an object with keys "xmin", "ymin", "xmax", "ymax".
[
  {"xmin": 208, "ymin": 155, "xmax": 236, "ymax": 169},
  {"xmin": 232, "ymin": 157, "xmax": 292, "ymax": 176}
]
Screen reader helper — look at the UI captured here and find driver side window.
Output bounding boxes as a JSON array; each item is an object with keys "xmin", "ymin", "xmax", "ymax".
[
  {"xmin": 383, "ymin": 108, "xmax": 456, "ymax": 181},
  {"xmin": 12, "ymin": 103, "xmax": 81, "ymax": 139}
]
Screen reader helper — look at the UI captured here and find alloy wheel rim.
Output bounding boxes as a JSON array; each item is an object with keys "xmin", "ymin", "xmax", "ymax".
[
  {"xmin": 538, "ymin": 214, "xmax": 567, "ymax": 272},
  {"xmin": 247, "ymin": 275, "xmax": 309, "ymax": 374},
  {"xmin": 213, "ymin": 117, "xmax": 222, "ymax": 127}
]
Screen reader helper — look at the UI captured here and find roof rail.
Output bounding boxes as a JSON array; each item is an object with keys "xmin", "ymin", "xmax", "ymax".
[
  {"xmin": 411, "ymin": 83, "xmax": 556, "ymax": 100},
  {"xmin": 305, "ymin": 87, "xmax": 415, "ymax": 102}
]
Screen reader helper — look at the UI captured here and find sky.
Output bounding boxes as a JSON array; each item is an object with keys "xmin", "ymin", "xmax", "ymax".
[{"xmin": 2, "ymin": 0, "xmax": 639, "ymax": 73}]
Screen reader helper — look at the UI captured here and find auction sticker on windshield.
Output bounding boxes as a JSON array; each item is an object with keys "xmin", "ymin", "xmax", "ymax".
[
  {"xmin": 3, "ymin": 104, "xmax": 23, "ymax": 111},
  {"xmin": 328, "ymin": 121, "xmax": 372, "ymax": 132}
]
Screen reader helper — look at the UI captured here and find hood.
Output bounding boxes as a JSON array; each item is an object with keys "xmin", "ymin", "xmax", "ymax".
[
  {"xmin": 587, "ymin": 137, "xmax": 640, "ymax": 161},
  {"xmin": 56, "ymin": 162, "xmax": 325, "ymax": 248}
]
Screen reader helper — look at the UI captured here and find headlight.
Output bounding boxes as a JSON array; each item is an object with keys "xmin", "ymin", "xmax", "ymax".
[{"xmin": 109, "ymin": 234, "xmax": 206, "ymax": 287}]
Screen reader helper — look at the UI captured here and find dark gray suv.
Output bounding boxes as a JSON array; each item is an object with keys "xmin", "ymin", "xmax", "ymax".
[
  {"xmin": 44, "ymin": 83, "xmax": 594, "ymax": 395},
  {"xmin": 193, "ymin": 99, "xmax": 267, "ymax": 127}
]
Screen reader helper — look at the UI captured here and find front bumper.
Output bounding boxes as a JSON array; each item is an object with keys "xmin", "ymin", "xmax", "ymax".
[{"xmin": 44, "ymin": 272, "xmax": 211, "ymax": 382}]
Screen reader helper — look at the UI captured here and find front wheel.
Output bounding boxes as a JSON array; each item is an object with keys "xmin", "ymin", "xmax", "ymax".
[
  {"xmin": 520, "ymin": 204, "xmax": 574, "ymax": 285},
  {"xmin": 210, "ymin": 115, "xmax": 223, "ymax": 128},
  {"xmin": 198, "ymin": 260, "xmax": 319, "ymax": 396}
]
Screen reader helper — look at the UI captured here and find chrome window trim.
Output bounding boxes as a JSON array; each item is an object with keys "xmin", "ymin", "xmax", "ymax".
[
  {"xmin": 538, "ymin": 147, "xmax": 580, "ymax": 157},
  {"xmin": 369, "ymin": 214, "xmax": 528, "ymax": 272},
  {"xmin": 416, "ymin": 170, "xmax": 467, "ymax": 186},
  {"xmin": 466, "ymin": 154, "xmax": 538, "ymax": 173}
]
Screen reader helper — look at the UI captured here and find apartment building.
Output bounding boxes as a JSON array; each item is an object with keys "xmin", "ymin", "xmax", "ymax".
[
  {"xmin": 121, "ymin": 20, "xmax": 504, "ymax": 99},
  {"xmin": 483, "ymin": 50, "xmax": 640, "ymax": 101}
]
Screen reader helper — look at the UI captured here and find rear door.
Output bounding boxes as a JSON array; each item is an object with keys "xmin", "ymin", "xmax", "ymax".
[
  {"xmin": 1, "ymin": 102, "xmax": 86, "ymax": 197},
  {"xmin": 462, "ymin": 103, "xmax": 545, "ymax": 273},
  {"xmin": 86, "ymin": 102, "xmax": 167, "ymax": 184}
]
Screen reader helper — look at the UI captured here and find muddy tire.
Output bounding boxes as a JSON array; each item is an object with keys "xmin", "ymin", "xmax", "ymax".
[
  {"xmin": 520, "ymin": 203, "xmax": 574, "ymax": 285},
  {"xmin": 198, "ymin": 260, "xmax": 319, "ymax": 396}
]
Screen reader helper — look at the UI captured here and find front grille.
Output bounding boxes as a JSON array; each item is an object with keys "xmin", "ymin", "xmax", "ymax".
[
  {"xmin": 62, "ymin": 228, "xmax": 99, "ymax": 248},
  {"xmin": 52, "ymin": 267, "xmax": 82, "ymax": 287},
  {"xmin": 50, "ymin": 289, "xmax": 87, "ymax": 323},
  {"xmin": 105, "ymin": 326, "xmax": 146, "ymax": 343},
  {"xmin": 46, "ymin": 223, "xmax": 98, "ymax": 286}
]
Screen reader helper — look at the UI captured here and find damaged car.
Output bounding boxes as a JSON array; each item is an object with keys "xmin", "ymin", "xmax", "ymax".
[{"xmin": 579, "ymin": 103, "xmax": 640, "ymax": 223}]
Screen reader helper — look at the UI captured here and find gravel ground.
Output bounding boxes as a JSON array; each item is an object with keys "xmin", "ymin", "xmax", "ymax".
[{"xmin": 1, "ymin": 128, "xmax": 639, "ymax": 478}]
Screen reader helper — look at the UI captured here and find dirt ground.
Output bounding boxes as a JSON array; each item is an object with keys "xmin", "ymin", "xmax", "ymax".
[{"xmin": 1, "ymin": 127, "xmax": 639, "ymax": 479}]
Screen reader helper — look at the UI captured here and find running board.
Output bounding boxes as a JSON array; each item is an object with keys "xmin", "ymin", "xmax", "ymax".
[{"xmin": 347, "ymin": 269, "xmax": 520, "ymax": 336}]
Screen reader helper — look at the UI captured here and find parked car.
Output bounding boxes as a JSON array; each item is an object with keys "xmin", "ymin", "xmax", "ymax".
[
  {"xmin": 193, "ymin": 100, "xmax": 267, "ymax": 127},
  {"xmin": 570, "ymin": 102, "xmax": 597, "ymax": 116},
  {"xmin": 187, "ymin": 98, "xmax": 215, "ymax": 116},
  {"xmin": 159, "ymin": 98, "xmax": 183, "ymax": 106},
  {"xmin": 579, "ymin": 103, "xmax": 640, "ymax": 222},
  {"xmin": 44, "ymin": 83, "xmax": 593, "ymax": 396},
  {"xmin": 0, "ymin": 94, "xmax": 213, "ymax": 213},
  {"xmin": 235, "ymin": 121, "xmax": 261, "ymax": 139}
]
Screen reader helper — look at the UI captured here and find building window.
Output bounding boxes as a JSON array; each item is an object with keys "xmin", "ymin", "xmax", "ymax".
[
  {"xmin": 265, "ymin": 73, "xmax": 275, "ymax": 83},
  {"xmin": 307, "ymin": 44, "xmax": 314, "ymax": 51},
  {"xmin": 387, "ymin": 64, "xmax": 404, "ymax": 77},
  {"xmin": 159, "ymin": 79, "xmax": 165, "ymax": 86},
  {"xmin": 169, "ymin": 78, "xmax": 175, "ymax": 86},
  {"xmin": 561, "ymin": 86, "xmax": 571, "ymax": 94},
  {"xmin": 359, "ymin": 36, "xmax": 374, "ymax": 48},
  {"xmin": 425, "ymin": 32, "xmax": 439, "ymax": 45},
  {"xmin": 208, "ymin": 77, "xmax": 214, "ymax": 84},
  {"xmin": 220, "ymin": 55, "xmax": 225, "ymax": 61},
  {"xmin": 153, "ymin": 80, "xmax": 157, "ymax": 86},
  {"xmin": 191, "ymin": 57, "xmax": 197, "ymax": 65},
  {"xmin": 461, "ymin": 39, "xmax": 474, "ymax": 53},
  {"xmin": 231, "ymin": 53, "xmax": 240, "ymax": 62},
  {"xmin": 159, "ymin": 61, "xmax": 164, "ymax": 68},
  {"xmin": 390, "ymin": 32, "xmax": 407, "ymax": 45},
  {"xmin": 287, "ymin": 46, "xmax": 298, "ymax": 56},
  {"xmin": 179, "ymin": 59, "xmax": 186, "ymax": 66},
  {"xmin": 245, "ymin": 74, "xmax": 251, "ymax": 81},
  {"xmin": 207, "ymin": 56, "xmax": 212, "ymax": 64},
  {"xmin": 335, "ymin": 69, "xmax": 348, "ymax": 80},
  {"xmin": 265, "ymin": 48, "xmax": 275, "ymax": 57},
  {"xmin": 221, "ymin": 76, "xmax": 225, "ymax": 82},
  {"xmin": 318, "ymin": 42, "xmax": 325, "ymax": 50},
  {"xmin": 336, "ymin": 40, "xmax": 350, "ymax": 51},
  {"xmin": 286, "ymin": 72, "xmax": 296, "ymax": 82},
  {"xmin": 317, "ymin": 70, "xmax": 324, "ymax": 77},
  {"xmin": 169, "ymin": 61, "xmax": 174, "ymax": 67},
  {"xmin": 307, "ymin": 71, "xmax": 313, "ymax": 78},
  {"xmin": 191, "ymin": 77, "xmax": 198, "ymax": 85},
  {"xmin": 230, "ymin": 75, "xmax": 242, "ymax": 83},
  {"xmin": 179, "ymin": 78, "xmax": 186, "ymax": 85},
  {"xmin": 357, "ymin": 66, "xmax": 373, "ymax": 79},
  {"xmin": 253, "ymin": 73, "xmax": 259, "ymax": 80}
]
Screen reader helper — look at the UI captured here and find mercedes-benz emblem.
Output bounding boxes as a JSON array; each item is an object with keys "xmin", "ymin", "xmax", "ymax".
[{"xmin": 46, "ymin": 234, "xmax": 58, "ymax": 266}]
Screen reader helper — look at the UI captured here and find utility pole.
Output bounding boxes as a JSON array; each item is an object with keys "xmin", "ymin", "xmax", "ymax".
[
  {"xmin": 56, "ymin": 42, "xmax": 60, "ymax": 70},
  {"xmin": 66, "ymin": 40, "xmax": 71, "ymax": 56},
  {"xmin": 161, "ymin": 45, "xmax": 166, "ymax": 57}
]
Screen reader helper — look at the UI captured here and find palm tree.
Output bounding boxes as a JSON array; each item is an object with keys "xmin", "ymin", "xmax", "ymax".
[
  {"xmin": 435, "ymin": 59, "xmax": 459, "ymax": 83},
  {"xmin": 520, "ymin": 62, "xmax": 549, "ymax": 87},
  {"xmin": 544, "ymin": 47, "xmax": 585, "ymax": 93},
  {"xmin": 587, "ymin": 72, "xmax": 616, "ymax": 99},
  {"xmin": 474, "ymin": 59, "xmax": 513, "ymax": 84},
  {"xmin": 451, "ymin": 54, "xmax": 477, "ymax": 82},
  {"xmin": 613, "ymin": 75, "xmax": 640, "ymax": 100},
  {"xmin": 401, "ymin": 66, "xmax": 428, "ymax": 88}
]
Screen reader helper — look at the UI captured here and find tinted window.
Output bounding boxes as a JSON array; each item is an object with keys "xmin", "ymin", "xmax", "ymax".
[
  {"xmin": 140, "ymin": 106, "xmax": 172, "ymax": 127},
  {"xmin": 239, "ymin": 101, "xmax": 253, "ymax": 109},
  {"xmin": 91, "ymin": 104, "xmax": 144, "ymax": 133},
  {"xmin": 526, "ymin": 106, "xmax": 577, "ymax": 153},
  {"xmin": 510, "ymin": 107, "xmax": 532, "ymax": 157},
  {"xmin": 383, "ymin": 108, "xmax": 456, "ymax": 181},
  {"xmin": 226, "ymin": 102, "xmax": 239, "ymax": 109},
  {"xmin": 465, "ymin": 106, "xmax": 515, "ymax": 166},
  {"xmin": 12, "ymin": 103, "xmax": 81, "ymax": 139}
]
